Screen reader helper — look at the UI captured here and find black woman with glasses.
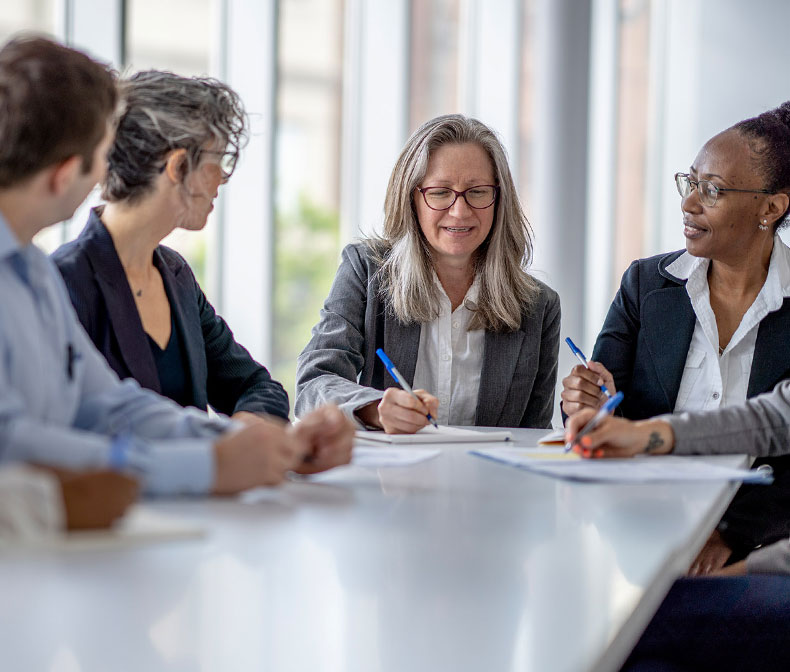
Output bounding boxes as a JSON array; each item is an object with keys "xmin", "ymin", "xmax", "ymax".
[
  {"xmin": 561, "ymin": 101, "xmax": 790, "ymax": 576},
  {"xmin": 296, "ymin": 114, "xmax": 560, "ymax": 434},
  {"xmin": 52, "ymin": 71, "xmax": 291, "ymax": 423}
]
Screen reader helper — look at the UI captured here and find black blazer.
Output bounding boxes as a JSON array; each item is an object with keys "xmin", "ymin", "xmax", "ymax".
[
  {"xmin": 52, "ymin": 210, "xmax": 289, "ymax": 420},
  {"xmin": 593, "ymin": 249, "xmax": 790, "ymax": 556}
]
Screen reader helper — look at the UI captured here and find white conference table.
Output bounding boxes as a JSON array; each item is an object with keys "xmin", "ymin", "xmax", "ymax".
[{"xmin": 0, "ymin": 428, "xmax": 746, "ymax": 672}]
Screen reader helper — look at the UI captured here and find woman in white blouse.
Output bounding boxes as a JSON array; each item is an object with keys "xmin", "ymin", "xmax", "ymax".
[
  {"xmin": 296, "ymin": 114, "xmax": 560, "ymax": 434},
  {"xmin": 561, "ymin": 101, "xmax": 790, "ymax": 574}
]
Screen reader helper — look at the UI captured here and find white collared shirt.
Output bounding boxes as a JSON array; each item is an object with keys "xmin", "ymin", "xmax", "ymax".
[
  {"xmin": 412, "ymin": 273, "xmax": 485, "ymax": 425},
  {"xmin": 669, "ymin": 236, "xmax": 790, "ymax": 413}
]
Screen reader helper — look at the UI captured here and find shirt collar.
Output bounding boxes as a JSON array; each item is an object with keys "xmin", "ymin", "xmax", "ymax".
[
  {"xmin": 665, "ymin": 236, "xmax": 790, "ymax": 306},
  {"xmin": 463, "ymin": 273, "xmax": 481, "ymax": 309},
  {"xmin": 0, "ymin": 210, "xmax": 22, "ymax": 261},
  {"xmin": 664, "ymin": 250, "xmax": 705, "ymax": 281},
  {"xmin": 761, "ymin": 237, "xmax": 790, "ymax": 308}
]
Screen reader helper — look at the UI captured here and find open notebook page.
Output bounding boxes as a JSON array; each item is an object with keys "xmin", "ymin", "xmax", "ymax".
[{"xmin": 356, "ymin": 425, "xmax": 512, "ymax": 445}]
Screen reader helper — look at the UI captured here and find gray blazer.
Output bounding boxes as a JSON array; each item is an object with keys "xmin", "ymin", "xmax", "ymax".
[
  {"xmin": 295, "ymin": 242, "xmax": 561, "ymax": 428},
  {"xmin": 668, "ymin": 379, "xmax": 790, "ymax": 574}
]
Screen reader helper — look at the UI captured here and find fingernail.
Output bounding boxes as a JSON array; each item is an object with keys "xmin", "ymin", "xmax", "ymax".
[
  {"xmin": 572, "ymin": 445, "xmax": 581, "ymax": 455},
  {"xmin": 581, "ymin": 436, "xmax": 592, "ymax": 447},
  {"xmin": 593, "ymin": 449, "xmax": 603, "ymax": 459},
  {"xmin": 582, "ymin": 448, "xmax": 591, "ymax": 458}
]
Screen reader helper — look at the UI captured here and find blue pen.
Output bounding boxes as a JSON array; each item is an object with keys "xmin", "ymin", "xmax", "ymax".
[
  {"xmin": 376, "ymin": 348, "xmax": 439, "ymax": 428},
  {"xmin": 565, "ymin": 337, "xmax": 612, "ymax": 399},
  {"xmin": 565, "ymin": 391, "xmax": 624, "ymax": 453}
]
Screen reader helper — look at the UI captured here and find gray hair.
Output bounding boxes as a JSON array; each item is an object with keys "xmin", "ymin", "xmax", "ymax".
[
  {"xmin": 102, "ymin": 70, "xmax": 246, "ymax": 203},
  {"xmin": 371, "ymin": 114, "xmax": 539, "ymax": 332}
]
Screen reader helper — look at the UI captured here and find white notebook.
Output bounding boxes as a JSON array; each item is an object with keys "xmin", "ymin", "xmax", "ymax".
[{"xmin": 355, "ymin": 425, "xmax": 512, "ymax": 444}]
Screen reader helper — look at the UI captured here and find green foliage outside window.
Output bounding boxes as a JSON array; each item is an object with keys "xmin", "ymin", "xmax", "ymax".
[{"xmin": 273, "ymin": 195, "xmax": 340, "ymax": 417}]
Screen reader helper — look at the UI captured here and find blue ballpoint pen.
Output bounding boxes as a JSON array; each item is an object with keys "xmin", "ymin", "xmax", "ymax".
[
  {"xmin": 565, "ymin": 337, "xmax": 612, "ymax": 399},
  {"xmin": 565, "ymin": 391, "xmax": 624, "ymax": 453},
  {"xmin": 375, "ymin": 348, "xmax": 439, "ymax": 428}
]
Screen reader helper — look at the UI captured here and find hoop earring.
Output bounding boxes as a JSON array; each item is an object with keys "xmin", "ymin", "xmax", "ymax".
[{"xmin": 758, "ymin": 218, "xmax": 770, "ymax": 231}]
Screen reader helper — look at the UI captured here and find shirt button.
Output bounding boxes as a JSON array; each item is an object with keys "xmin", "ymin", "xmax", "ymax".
[
  {"xmin": 712, "ymin": 392, "xmax": 720, "ymax": 400},
  {"xmin": 442, "ymin": 354, "xmax": 450, "ymax": 361},
  {"xmin": 452, "ymin": 321, "xmax": 459, "ymax": 329}
]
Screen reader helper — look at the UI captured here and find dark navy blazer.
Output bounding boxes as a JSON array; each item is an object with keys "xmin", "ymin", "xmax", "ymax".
[
  {"xmin": 593, "ymin": 250, "xmax": 790, "ymax": 556},
  {"xmin": 52, "ymin": 210, "xmax": 289, "ymax": 420}
]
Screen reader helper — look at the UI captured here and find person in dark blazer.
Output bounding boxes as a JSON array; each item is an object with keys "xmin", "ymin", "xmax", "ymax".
[
  {"xmin": 296, "ymin": 114, "xmax": 560, "ymax": 433},
  {"xmin": 561, "ymin": 101, "xmax": 790, "ymax": 575},
  {"xmin": 52, "ymin": 71, "xmax": 290, "ymax": 423}
]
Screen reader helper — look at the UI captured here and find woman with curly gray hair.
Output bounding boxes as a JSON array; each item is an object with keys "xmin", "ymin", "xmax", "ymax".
[
  {"xmin": 52, "ymin": 71, "xmax": 289, "ymax": 424},
  {"xmin": 296, "ymin": 114, "xmax": 561, "ymax": 433}
]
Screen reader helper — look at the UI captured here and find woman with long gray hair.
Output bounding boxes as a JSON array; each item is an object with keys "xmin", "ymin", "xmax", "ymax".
[{"xmin": 296, "ymin": 114, "xmax": 560, "ymax": 433}]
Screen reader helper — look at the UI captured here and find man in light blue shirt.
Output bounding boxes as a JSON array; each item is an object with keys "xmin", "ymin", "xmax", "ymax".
[{"xmin": 0, "ymin": 36, "xmax": 353, "ymax": 497}]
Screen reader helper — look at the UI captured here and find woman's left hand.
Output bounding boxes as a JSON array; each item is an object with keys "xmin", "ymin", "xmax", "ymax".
[{"xmin": 565, "ymin": 411, "xmax": 675, "ymax": 458}]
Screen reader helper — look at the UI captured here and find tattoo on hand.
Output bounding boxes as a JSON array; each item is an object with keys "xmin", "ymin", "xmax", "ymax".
[{"xmin": 644, "ymin": 431, "xmax": 665, "ymax": 454}]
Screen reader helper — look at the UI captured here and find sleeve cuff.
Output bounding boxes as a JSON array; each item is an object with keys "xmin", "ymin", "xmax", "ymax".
[
  {"xmin": 746, "ymin": 538, "xmax": 790, "ymax": 575},
  {"xmin": 132, "ymin": 439, "xmax": 216, "ymax": 496}
]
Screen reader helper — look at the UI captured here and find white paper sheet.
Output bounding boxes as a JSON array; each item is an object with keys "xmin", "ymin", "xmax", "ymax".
[
  {"xmin": 355, "ymin": 425, "xmax": 512, "ymax": 445},
  {"xmin": 352, "ymin": 446, "xmax": 441, "ymax": 468},
  {"xmin": 470, "ymin": 448, "xmax": 774, "ymax": 484},
  {"xmin": 537, "ymin": 428, "xmax": 566, "ymax": 445}
]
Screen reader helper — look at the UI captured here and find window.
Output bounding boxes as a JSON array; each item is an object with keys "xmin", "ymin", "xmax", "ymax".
[
  {"xmin": 0, "ymin": 1, "xmax": 55, "ymax": 43},
  {"xmin": 273, "ymin": 0, "xmax": 344, "ymax": 404},
  {"xmin": 612, "ymin": 0, "xmax": 651, "ymax": 288},
  {"xmin": 125, "ymin": 0, "xmax": 217, "ymax": 293},
  {"xmin": 409, "ymin": 0, "xmax": 460, "ymax": 131}
]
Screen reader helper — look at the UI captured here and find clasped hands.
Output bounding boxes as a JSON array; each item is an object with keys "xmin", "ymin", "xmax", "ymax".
[{"xmin": 214, "ymin": 405, "xmax": 355, "ymax": 494}]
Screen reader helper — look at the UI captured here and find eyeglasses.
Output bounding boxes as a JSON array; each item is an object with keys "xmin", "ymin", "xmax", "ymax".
[
  {"xmin": 157, "ymin": 148, "xmax": 238, "ymax": 179},
  {"xmin": 416, "ymin": 185, "xmax": 499, "ymax": 211},
  {"xmin": 674, "ymin": 172, "xmax": 773, "ymax": 207},
  {"xmin": 198, "ymin": 149, "xmax": 238, "ymax": 179}
]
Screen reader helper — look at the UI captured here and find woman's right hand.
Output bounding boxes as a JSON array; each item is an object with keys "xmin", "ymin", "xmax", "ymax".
[
  {"xmin": 357, "ymin": 388, "xmax": 440, "ymax": 434},
  {"xmin": 561, "ymin": 361, "xmax": 616, "ymax": 417}
]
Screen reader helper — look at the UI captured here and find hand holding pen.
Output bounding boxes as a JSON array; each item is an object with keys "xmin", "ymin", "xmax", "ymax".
[
  {"xmin": 564, "ymin": 391, "xmax": 624, "ymax": 453},
  {"xmin": 560, "ymin": 337, "xmax": 617, "ymax": 416},
  {"xmin": 369, "ymin": 348, "xmax": 439, "ymax": 434}
]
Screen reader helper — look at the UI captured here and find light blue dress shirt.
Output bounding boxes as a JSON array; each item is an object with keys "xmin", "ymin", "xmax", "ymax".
[{"xmin": 0, "ymin": 213, "xmax": 230, "ymax": 495}]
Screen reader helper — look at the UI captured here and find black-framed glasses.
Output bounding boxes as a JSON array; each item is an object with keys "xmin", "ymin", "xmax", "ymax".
[
  {"xmin": 674, "ymin": 172, "xmax": 773, "ymax": 207},
  {"xmin": 416, "ymin": 185, "xmax": 499, "ymax": 211}
]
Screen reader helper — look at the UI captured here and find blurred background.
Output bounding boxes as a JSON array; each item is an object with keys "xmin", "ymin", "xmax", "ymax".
[{"xmin": 3, "ymin": 0, "xmax": 790, "ymax": 421}]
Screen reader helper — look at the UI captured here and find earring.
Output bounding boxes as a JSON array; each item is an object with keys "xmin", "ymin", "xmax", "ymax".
[{"xmin": 758, "ymin": 218, "xmax": 769, "ymax": 231}]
